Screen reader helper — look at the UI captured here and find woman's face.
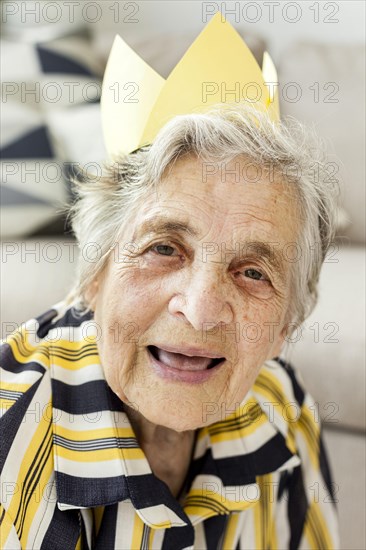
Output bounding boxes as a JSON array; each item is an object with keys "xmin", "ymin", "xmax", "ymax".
[{"xmin": 89, "ymin": 154, "xmax": 300, "ymax": 431}]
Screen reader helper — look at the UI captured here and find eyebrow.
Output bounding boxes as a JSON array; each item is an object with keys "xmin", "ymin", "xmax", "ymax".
[
  {"xmin": 133, "ymin": 216, "xmax": 286, "ymax": 276},
  {"xmin": 132, "ymin": 217, "xmax": 200, "ymax": 242}
]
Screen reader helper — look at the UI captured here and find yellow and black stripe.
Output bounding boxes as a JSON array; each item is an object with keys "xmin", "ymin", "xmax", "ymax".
[{"xmin": 0, "ymin": 302, "xmax": 339, "ymax": 549}]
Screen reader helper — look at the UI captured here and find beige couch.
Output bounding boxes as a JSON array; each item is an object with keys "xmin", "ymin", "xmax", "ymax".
[
  {"xmin": 1, "ymin": 27, "xmax": 365, "ymax": 549},
  {"xmin": 278, "ymin": 41, "xmax": 366, "ymax": 549}
]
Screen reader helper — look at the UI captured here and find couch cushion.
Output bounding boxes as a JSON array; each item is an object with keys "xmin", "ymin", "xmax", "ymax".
[
  {"xmin": 279, "ymin": 42, "xmax": 365, "ymax": 244},
  {"xmin": 284, "ymin": 244, "xmax": 365, "ymax": 431},
  {"xmin": 0, "ymin": 29, "xmax": 102, "ymax": 239},
  {"xmin": 322, "ymin": 429, "xmax": 366, "ymax": 549},
  {"xmin": 0, "ymin": 238, "xmax": 78, "ymax": 338}
]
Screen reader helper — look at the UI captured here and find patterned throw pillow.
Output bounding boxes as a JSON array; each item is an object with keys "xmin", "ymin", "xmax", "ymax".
[{"xmin": 1, "ymin": 31, "xmax": 102, "ymax": 238}]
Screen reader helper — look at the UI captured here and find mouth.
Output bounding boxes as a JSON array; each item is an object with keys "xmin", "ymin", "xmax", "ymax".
[
  {"xmin": 147, "ymin": 345, "xmax": 225, "ymax": 371},
  {"xmin": 146, "ymin": 345, "xmax": 226, "ymax": 384}
]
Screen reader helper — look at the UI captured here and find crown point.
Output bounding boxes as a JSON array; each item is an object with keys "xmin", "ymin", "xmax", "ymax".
[{"xmin": 102, "ymin": 11, "xmax": 280, "ymax": 157}]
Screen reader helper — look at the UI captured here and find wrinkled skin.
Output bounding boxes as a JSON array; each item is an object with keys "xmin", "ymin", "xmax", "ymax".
[{"xmin": 87, "ymin": 154, "xmax": 300, "ymax": 493}]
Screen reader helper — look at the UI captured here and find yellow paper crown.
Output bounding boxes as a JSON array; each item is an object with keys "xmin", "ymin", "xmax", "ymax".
[{"xmin": 101, "ymin": 12, "xmax": 279, "ymax": 158}]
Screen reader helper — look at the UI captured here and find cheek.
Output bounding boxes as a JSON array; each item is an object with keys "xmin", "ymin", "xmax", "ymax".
[
  {"xmin": 93, "ymin": 269, "xmax": 167, "ymax": 393},
  {"xmin": 240, "ymin": 292, "xmax": 286, "ymax": 326},
  {"xmin": 110, "ymin": 267, "xmax": 167, "ymax": 315},
  {"xmin": 95, "ymin": 268, "xmax": 164, "ymax": 334},
  {"xmin": 234, "ymin": 295, "xmax": 286, "ymax": 355},
  {"xmin": 95, "ymin": 312, "xmax": 140, "ymax": 402}
]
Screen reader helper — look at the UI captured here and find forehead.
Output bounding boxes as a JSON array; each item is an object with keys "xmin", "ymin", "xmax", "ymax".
[{"xmin": 130, "ymin": 154, "xmax": 301, "ymax": 244}]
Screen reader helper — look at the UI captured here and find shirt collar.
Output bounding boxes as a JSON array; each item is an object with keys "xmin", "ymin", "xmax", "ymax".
[{"xmin": 47, "ymin": 302, "xmax": 300, "ymax": 528}]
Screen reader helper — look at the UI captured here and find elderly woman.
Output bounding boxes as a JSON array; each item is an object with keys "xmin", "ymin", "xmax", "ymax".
[{"xmin": 1, "ymin": 16, "xmax": 338, "ymax": 550}]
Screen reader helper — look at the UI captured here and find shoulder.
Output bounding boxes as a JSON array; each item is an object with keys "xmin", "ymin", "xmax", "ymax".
[
  {"xmin": 0, "ymin": 302, "xmax": 92, "ymax": 547},
  {"xmin": 0, "ymin": 301, "xmax": 92, "ymax": 418},
  {"xmin": 253, "ymin": 356, "xmax": 306, "ymax": 409},
  {"xmin": 252, "ymin": 357, "xmax": 321, "ymax": 450},
  {"xmin": 0, "ymin": 301, "xmax": 95, "ymax": 503},
  {"xmin": 255, "ymin": 360, "xmax": 340, "ymax": 548}
]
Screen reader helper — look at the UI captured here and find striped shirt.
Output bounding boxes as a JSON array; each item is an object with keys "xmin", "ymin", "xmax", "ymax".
[{"xmin": 0, "ymin": 300, "xmax": 339, "ymax": 549}]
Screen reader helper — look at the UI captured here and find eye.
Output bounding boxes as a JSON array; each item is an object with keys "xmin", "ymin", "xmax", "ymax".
[
  {"xmin": 150, "ymin": 243, "xmax": 179, "ymax": 257},
  {"xmin": 243, "ymin": 268, "xmax": 267, "ymax": 281}
]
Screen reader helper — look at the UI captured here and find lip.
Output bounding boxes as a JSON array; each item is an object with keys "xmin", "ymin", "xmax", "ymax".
[
  {"xmin": 147, "ymin": 346, "xmax": 225, "ymax": 384},
  {"xmin": 151, "ymin": 343, "xmax": 225, "ymax": 359}
]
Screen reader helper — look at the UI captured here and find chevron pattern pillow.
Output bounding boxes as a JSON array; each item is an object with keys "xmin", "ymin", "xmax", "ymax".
[{"xmin": 1, "ymin": 32, "xmax": 102, "ymax": 238}]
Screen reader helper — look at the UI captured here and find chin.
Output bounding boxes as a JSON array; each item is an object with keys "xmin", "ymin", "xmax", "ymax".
[{"xmin": 143, "ymin": 405, "xmax": 204, "ymax": 432}]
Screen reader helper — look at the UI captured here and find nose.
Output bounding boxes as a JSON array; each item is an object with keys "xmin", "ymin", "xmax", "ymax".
[{"xmin": 168, "ymin": 264, "xmax": 234, "ymax": 331}]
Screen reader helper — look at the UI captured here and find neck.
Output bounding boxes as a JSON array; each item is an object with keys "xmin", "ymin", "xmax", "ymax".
[
  {"xmin": 124, "ymin": 404, "xmax": 195, "ymax": 448},
  {"xmin": 124, "ymin": 404, "xmax": 197, "ymax": 499}
]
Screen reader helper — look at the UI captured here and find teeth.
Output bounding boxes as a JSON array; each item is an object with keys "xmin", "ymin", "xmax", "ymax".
[
  {"xmin": 148, "ymin": 346, "xmax": 224, "ymax": 371},
  {"xmin": 157, "ymin": 347, "xmax": 211, "ymax": 370}
]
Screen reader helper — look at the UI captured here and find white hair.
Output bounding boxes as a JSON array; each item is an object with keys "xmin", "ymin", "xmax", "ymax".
[{"xmin": 66, "ymin": 104, "xmax": 339, "ymax": 329}]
